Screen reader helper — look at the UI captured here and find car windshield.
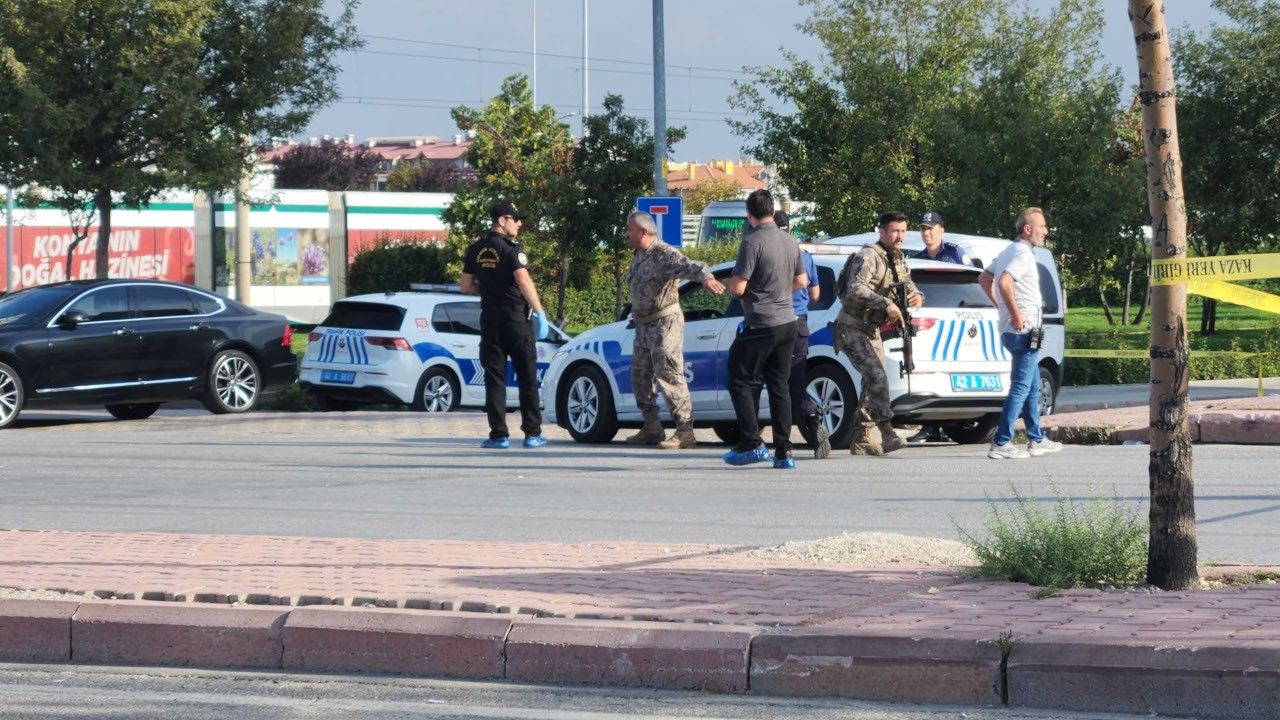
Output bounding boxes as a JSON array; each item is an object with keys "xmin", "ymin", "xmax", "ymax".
[
  {"xmin": 321, "ymin": 301, "xmax": 406, "ymax": 330},
  {"xmin": 912, "ymin": 270, "xmax": 994, "ymax": 309},
  {"xmin": 0, "ymin": 285, "xmax": 83, "ymax": 327}
]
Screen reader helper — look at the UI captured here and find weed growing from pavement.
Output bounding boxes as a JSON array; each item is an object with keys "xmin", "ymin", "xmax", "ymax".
[{"xmin": 955, "ymin": 483, "xmax": 1148, "ymax": 592}]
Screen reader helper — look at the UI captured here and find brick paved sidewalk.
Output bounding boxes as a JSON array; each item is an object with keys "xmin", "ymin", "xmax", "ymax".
[
  {"xmin": 7, "ymin": 528, "xmax": 1280, "ymax": 717},
  {"xmin": 5, "ymin": 527, "xmax": 1280, "ymax": 645}
]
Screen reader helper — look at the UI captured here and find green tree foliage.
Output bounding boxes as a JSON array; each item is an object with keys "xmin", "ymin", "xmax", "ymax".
[
  {"xmin": 346, "ymin": 238, "xmax": 455, "ymax": 295},
  {"xmin": 1174, "ymin": 0, "xmax": 1280, "ymax": 333},
  {"xmin": 0, "ymin": 0, "xmax": 359, "ymax": 278},
  {"xmin": 549, "ymin": 94, "xmax": 685, "ymax": 324},
  {"xmin": 730, "ymin": 0, "xmax": 1144, "ymax": 310},
  {"xmin": 384, "ymin": 160, "xmax": 474, "ymax": 193},
  {"xmin": 444, "ymin": 74, "xmax": 575, "ymax": 288},
  {"xmin": 272, "ymin": 141, "xmax": 382, "ymax": 191},
  {"xmin": 680, "ymin": 177, "xmax": 741, "ymax": 215}
]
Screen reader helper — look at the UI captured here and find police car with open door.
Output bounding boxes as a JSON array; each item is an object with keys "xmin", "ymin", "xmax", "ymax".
[{"xmin": 299, "ymin": 285, "xmax": 568, "ymax": 412}]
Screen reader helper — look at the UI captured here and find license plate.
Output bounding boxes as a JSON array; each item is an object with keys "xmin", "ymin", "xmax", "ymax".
[
  {"xmin": 951, "ymin": 373, "xmax": 1001, "ymax": 392},
  {"xmin": 320, "ymin": 370, "xmax": 356, "ymax": 384}
]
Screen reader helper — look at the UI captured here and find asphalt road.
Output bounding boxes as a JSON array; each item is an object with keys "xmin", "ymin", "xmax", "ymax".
[
  {"xmin": 0, "ymin": 664, "xmax": 1168, "ymax": 720},
  {"xmin": 1, "ymin": 404, "xmax": 1278, "ymax": 564}
]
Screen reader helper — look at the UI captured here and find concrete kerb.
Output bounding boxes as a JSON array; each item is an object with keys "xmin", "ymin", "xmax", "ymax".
[
  {"xmin": 5, "ymin": 597, "xmax": 1280, "ymax": 717},
  {"xmin": 1007, "ymin": 637, "xmax": 1280, "ymax": 720}
]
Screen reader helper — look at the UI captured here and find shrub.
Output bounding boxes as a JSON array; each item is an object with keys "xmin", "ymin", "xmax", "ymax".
[
  {"xmin": 1063, "ymin": 326, "xmax": 1280, "ymax": 385},
  {"xmin": 956, "ymin": 484, "xmax": 1148, "ymax": 590},
  {"xmin": 347, "ymin": 240, "xmax": 456, "ymax": 295}
]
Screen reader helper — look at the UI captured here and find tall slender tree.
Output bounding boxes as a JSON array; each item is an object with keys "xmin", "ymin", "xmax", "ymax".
[
  {"xmin": 0, "ymin": 0, "xmax": 360, "ymax": 279},
  {"xmin": 445, "ymin": 75, "xmax": 575, "ymax": 285},
  {"xmin": 1130, "ymin": 0, "xmax": 1197, "ymax": 591},
  {"xmin": 549, "ymin": 94, "xmax": 685, "ymax": 324}
]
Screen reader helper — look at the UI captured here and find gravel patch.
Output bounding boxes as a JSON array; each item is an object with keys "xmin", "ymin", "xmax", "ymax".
[
  {"xmin": 0, "ymin": 587, "xmax": 87, "ymax": 601},
  {"xmin": 746, "ymin": 531, "xmax": 978, "ymax": 566}
]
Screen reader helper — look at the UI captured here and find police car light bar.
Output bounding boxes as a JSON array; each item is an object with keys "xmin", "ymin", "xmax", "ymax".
[
  {"xmin": 799, "ymin": 242, "xmax": 857, "ymax": 255},
  {"xmin": 408, "ymin": 283, "xmax": 462, "ymax": 293}
]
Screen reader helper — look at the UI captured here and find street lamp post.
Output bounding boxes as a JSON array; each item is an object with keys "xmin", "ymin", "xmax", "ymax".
[{"xmin": 652, "ymin": 0, "xmax": 667, "ymax": 195}]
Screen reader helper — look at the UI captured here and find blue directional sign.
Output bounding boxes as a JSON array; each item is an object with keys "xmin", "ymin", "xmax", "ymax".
[{"xmin": 636, "ymin": 196, "xmax": 684, "ymax": 248}]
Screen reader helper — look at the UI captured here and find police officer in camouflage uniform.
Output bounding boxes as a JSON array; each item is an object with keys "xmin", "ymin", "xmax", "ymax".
[
  {"xmin": 624, "ymin": 211, "xmax": 726, "ymax": 449},
  {"xmin": 833, "ymin": 210, "xmax": 923, "ymax": 455}
]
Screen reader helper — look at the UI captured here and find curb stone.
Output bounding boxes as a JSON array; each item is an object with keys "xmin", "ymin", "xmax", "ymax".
[{"xmin": 4, "ymin": 598, "xmax": 1280, "ymax": 717}]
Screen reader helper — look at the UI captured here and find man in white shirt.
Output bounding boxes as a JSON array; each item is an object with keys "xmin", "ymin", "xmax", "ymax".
[{"xmin": 978, "ymin": 207, "xmax": 1064, "ymax": 460}]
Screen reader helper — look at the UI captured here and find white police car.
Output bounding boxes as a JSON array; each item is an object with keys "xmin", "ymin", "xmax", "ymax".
[
  {"xmin": 299, "ymin": 286, "xmax": 568, "ymax": 411},
  {"xmin": 828, "ymin": 231, "xmax": 1066, "ymax": 419},
  {"xmin": 542, "ymin": 250, "xmax": 1041, "ymax": 448}
]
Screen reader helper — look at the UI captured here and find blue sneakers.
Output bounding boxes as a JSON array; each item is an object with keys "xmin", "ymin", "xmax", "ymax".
[
  {"xmin": 722, "ymin": 445, "xmax": 771, "ymax": 466},
  {"xmin": 480, "ymin": 437, "xmax": 510, "ymax": 449},
  {"xmin": 773, "ymin": 456, "xmax": 796, "ymax": 470},
  {"xmin": 523, "ymin": 435, "xmax": 548, "ymax": 448}
]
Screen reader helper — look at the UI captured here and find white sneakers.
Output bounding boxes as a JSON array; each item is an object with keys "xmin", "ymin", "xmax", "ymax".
[
  {"xmin": 1027, "ymin": 438, "xmax": 1064, "ymax": 457},
  {"xmin": 988, "ymin": 443, "xmax": 1030, "ymax": 459},
  {"xmin": 988, "ymin": 438, "xmax": 1063, "ymax": 459}
]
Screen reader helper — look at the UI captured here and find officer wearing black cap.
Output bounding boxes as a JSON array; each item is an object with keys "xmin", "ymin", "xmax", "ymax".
[
  {"xmin": 460, "ymin": 199, "xmax": 548, "ymax": 449},
  {"xmin": 919, "ymin": 212, "xmax": 971, "ymax": 266}
]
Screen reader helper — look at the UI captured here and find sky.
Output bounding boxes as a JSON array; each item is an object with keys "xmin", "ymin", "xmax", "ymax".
[{"xmin": 302, "ymin": 1, "xmax": 1228, "ymax": 162}]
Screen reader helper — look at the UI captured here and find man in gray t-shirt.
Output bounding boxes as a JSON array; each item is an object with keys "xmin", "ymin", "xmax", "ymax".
[{"xmin": 723, "ymin": 189, "xmax": 807, "ymax": 469}]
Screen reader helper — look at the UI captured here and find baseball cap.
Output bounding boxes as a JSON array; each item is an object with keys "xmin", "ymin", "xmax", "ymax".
[
  {"xmin": 490, "ymin": 199, "xmax": 528, "ymax": 220},
  {"xmin": 920, "ymin": 211, "xmax": 944, "ymax": 227},
  {"xmin": 773, "ymin": 210, "xmax": 790, "ymax": 229}
]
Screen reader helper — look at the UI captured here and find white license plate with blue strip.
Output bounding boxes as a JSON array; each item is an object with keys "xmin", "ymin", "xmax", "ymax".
[
  {"xmin": 951, "ymin": 373, "xmax": 1001, "ymax": 392},
  {"xmin": 320, "ymin": 370, "xmax": 356, "ymax": 384}
]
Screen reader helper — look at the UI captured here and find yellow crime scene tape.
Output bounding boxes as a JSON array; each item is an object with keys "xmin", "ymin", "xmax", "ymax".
[
  {"xmin": 1152, "ymin": 252, "xmax": 1280, "ymax": 285},
  {"xmin": 1065, "ymin": 252, "xmax": 1280, "ymax": 396},
  {"xmin": 1064, "ymin": 348, "xmax": 1267, "ymax": 359},
  {"xmin": 1185, "ymin": 280, "xmax": 1280, "ymax": 316}
]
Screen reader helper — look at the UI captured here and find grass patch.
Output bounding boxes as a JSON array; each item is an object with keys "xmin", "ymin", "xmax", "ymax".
[
  {"xmin": 1067, "ymin": 299, "xmax": 1280, "ymax": 336},
  {"xmin": 956, "ymin": 484, "xmax": 1148, "ymax": 591},
  {"xmin": 1199, "ymin": 570, "xmax": 1280, "ymax": 589}
]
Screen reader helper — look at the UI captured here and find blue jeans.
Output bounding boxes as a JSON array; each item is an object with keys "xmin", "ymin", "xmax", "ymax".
[{"xmin": 994, "ymin": 331, "xmax": 1043, "ymax": 447}]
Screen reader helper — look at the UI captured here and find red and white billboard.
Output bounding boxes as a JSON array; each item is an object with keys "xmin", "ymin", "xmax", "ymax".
[{"xmin": 7, "ymin": 226, "xmax": 196, "ymax": 290}]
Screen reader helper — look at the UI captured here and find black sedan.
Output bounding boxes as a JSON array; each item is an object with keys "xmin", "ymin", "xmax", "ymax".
[{"xmin": 0, "ymin": 279, "xmax": 298, "ymax": 429}]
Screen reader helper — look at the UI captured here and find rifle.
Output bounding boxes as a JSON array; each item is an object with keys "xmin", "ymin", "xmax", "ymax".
[{"xmin": 888, "ymin": 281, "xmax": 916, "ymax": 377}]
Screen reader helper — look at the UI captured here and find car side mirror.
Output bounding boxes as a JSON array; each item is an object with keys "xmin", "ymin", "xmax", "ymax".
[{"xmin": 58, "ymin": 310, "xmax": 89, "ymax": 328}]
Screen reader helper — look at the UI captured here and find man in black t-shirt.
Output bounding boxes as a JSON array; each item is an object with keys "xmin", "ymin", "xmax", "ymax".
[{"xmin": 460, "ymin": 199, "xmax": 549, "ymax": 449}]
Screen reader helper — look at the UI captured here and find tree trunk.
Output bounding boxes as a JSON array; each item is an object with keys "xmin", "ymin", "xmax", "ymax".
[
  {"xmin": 1099, "ymin": 287, "xmax": 1115, "ymax": 325},
  {"xmin": 94, "ymin": 189, "xmax": 112, "ymax": 278},
  {"xmin": 1122, "ymin": 256, "xmax": 1135, "ymax": 325},
  {"xmin": 1200, "ymin": 297, "xmax": 1217, "ymax": 335},
  {"xmin": 557, "ymin": 243, "xmax": 570, "ymax": 328},
  {"xmin": 1131, "ymin": 0, "xmax": 1197, "ymax": 591},
  {"xmin": 1133, "ymin": 281, "xmax": 1151, "ymax": 326}
]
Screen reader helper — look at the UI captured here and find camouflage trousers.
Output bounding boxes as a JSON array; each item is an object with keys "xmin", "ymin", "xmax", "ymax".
[
  {"xmin": 842, "ymin": 327, "xmax": 892, "ymax": 424},
  {"xmin": 631, "ymin": 313, "xmax": 692, "ymax": 425}
]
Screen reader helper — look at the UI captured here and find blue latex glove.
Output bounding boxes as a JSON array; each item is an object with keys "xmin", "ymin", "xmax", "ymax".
[{"xmin": 532, "ymin": 311, "xmax": 551, "ymax": 341}]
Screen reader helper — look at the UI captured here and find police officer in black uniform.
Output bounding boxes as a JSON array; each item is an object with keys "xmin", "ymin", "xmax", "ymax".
[{"xmin": 460, "ymin": 199, "xmax": 549, "ymax": 449}]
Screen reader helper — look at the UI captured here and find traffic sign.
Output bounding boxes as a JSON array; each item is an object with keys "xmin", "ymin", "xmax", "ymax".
[{"xmin": 636, "ymin": 196, "xmax": 684, "ymax": 248}]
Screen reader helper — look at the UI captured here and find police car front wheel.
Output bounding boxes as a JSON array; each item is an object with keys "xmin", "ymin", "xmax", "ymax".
[{"xmin": 558, "ymin": 364, "xmax": 618, "ymax": 444}]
